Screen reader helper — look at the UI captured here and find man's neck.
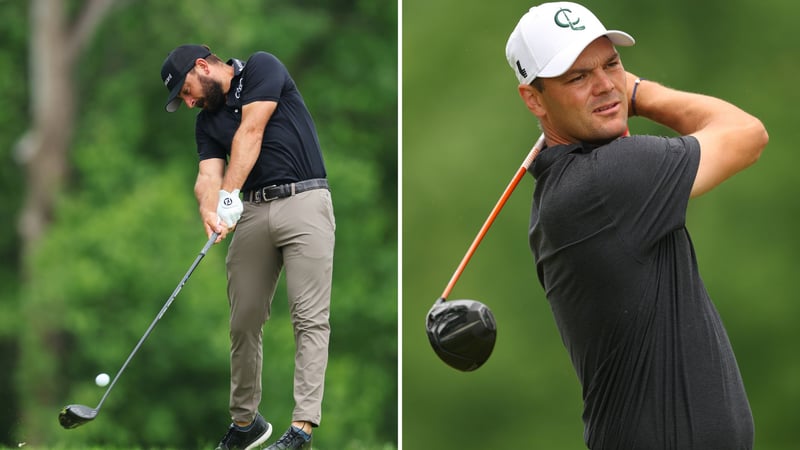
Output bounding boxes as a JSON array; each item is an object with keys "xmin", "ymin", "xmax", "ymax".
[{"xmin": 220, "ymin": 64, "xmax": 235, "ymax": 95}]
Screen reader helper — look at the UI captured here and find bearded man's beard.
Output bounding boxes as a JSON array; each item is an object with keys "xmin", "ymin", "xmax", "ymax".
[{"xmin": 196, "ymin": 76, "xmax": 226, "ymax": 111}]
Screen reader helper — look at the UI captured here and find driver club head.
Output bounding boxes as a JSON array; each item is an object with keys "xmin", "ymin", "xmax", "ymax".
[
  {"xmin": 426, "ymin": 297, "xmax": 497, "ymax": 371},
  {"xmin": 58, "ymin": 404, "xmax": 98, "ymax": 429}
]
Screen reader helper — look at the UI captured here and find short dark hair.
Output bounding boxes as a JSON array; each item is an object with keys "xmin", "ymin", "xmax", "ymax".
[
  {"xmin": 195, "ymin": 45, "xmax": 223, "ymax": 65},
  {"xmin": 530, "ymin": 77, "xmax": 544, "ymax": 92}
]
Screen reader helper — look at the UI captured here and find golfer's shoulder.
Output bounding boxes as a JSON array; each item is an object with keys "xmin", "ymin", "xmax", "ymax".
[
  {"xmin": 590, "ymin": 135, "xmax": 700, "ymax": 189},
  {"xmin": 598, "ymin": 135, "xmax": 700, "ymax": 161},
  {"xmin": 245, "ymin": 51, "xmax": 286, "ymax": 71}
]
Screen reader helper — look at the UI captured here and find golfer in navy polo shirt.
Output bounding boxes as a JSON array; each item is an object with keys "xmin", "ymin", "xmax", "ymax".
[{"xmin": 162, "ymin": 44, "xmax": 333, "ymax": 450}]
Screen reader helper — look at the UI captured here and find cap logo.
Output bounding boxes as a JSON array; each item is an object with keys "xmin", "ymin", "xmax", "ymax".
[
  {"xmin": 164, "ymin": 73, "xmax": 172, "ymax": 87},
  {"xmin": 516, "ymin": 61, "xmax": 528, "ymax": 78},
  {"xmin": 554, "ymin": 8, "xmax": 585, "ymax": 31}
]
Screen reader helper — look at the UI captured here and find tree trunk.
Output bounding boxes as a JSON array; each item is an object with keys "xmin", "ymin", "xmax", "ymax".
[
  {"xmin": 18, "ymin": 0, "xmax": 115, "ymax": 264},
  {"xmin": 17, "ymin": 0, "xmax": 73, "ymax": 265},
  {"xmin": 16, "ymin": 0, "xmax": 115, "ymax": 444}
]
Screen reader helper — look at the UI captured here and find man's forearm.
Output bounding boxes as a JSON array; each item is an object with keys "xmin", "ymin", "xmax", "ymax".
[
  {"xmin": 221, "ymin": 124, "xmax": 263, "ymax": 193},
  {"xmin": 195, "ymin": 159, "xmax": 225, "ymax": 218},
  {"xmin": 195, "ymin": 174, "xmax": 220, "ymax": 215},
  {"xmin": 627, "ymin": 73, "xmax": 755, "ymax": 136}
]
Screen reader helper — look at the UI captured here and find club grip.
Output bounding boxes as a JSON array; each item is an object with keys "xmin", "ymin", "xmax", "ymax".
[{"xmin": 201, "ymin": 232, "xmax": 220, "ymax": 255}]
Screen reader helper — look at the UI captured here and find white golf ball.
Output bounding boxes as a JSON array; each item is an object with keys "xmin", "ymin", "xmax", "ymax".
[{"xmin": 95, "ymin": 373, "xmax": 110, "ymax": 387}]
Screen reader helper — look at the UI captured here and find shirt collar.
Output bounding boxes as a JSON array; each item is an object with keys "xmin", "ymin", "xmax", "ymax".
[
  {"xmin": 528, "ymin": 138, "xmax": 616, "ymax": 180},
  {"xmin": 227, "ymin": 58, "xmax": 246, "ymax": 76},
  {"xmin": 225, "ymin": 59, "xmax": 246, "ymax": 106}
]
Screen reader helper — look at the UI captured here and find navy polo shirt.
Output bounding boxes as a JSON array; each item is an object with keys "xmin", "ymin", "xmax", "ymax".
[
  {"xmin": 195, "ymin": 52, "xmax": 326, "ymax": 191},
  {"xmin": 529, "ymin": 136, "xmax": 753, "ymax": 449}
]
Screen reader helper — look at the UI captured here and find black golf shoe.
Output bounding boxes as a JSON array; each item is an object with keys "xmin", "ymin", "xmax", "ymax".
[
  {"xmin": 215, "ymin": 413, "xmax": 273, "ymax": 450},
  {"xmin": 266, "ymin": 425, "xmax": 312, "ymax": 449}
]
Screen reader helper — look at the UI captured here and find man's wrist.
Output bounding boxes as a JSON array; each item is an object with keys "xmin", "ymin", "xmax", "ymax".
[
  {"xmin": 217, "ymin": 189, "xmax": 243, "ymax": 227},
  {"xmin": 631, "ymin": 78, "xmax": 647, "ymax": 116}
]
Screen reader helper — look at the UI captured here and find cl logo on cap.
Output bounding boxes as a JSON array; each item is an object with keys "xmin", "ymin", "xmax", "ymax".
[{"xmin": 554, "ymin": 8, "xmax": 585, "ymax": 31}]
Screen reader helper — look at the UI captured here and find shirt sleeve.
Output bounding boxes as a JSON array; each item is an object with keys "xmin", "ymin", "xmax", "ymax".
[
  {"xmin": 239, "ymin": 52, "xmax": 289, "ymax": 105},
  {"xmin": 594, "ymin": 135, "xmax": 701, "ymax": 254},
  {"xmin": 195, "ymin": 113, "xmax": 227, "ymax": 161}
]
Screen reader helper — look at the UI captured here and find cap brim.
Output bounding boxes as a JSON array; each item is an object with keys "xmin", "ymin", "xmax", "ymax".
[
  {"xmin": 164, "ymin": 77, "xmax": 185, "ymax": 113},
  {"xmin": 537, "ymin": 30, "xmax": 635, "ymax": 79}
]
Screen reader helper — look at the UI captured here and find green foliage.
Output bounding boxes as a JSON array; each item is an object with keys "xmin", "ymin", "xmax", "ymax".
[
  {"xmin": 0, "ymin": 0, "xmax": 30, "ymax": 443},
  {"xmin": 403, "ymin": 0, "xmax": 799, "ymax": 449},
  {"xmin": 4, "ymin": 0, "xmax": 396, "ymax": 449}
]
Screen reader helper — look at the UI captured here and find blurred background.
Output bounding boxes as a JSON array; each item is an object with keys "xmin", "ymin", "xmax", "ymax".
[
  {"xmin": 403, "ymin": 0, "xmax": 798, "ymax": 449},
  {"xmin": 0, "ymin": 0, "xmax": 396, "ymax": 448}
]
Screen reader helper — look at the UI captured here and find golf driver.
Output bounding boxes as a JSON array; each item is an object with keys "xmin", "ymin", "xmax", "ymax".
[
  {"xmin": 427, "ymin": 134, "xmax": 546, "ymax": 371},
  {"xmin": 426, "ymin": 128, "xmax": 634, "ymax": 371},
  {"xmin": 58, "ymin": 232, "xmax": 219, "ymax": 429}
]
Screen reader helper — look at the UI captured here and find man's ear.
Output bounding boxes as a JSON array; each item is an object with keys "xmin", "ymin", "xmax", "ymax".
[
  {"xmin": 518, "ymin": 84, "xmax": 546, "ymax": 118},
  {"xmin": 194, "ymin": 58, "xmax": 211, "ymax": 75}
]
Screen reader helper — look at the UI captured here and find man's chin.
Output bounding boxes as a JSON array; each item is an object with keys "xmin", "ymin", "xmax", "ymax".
[
  {"xmin": 603, "ymin": 121, "xmax": 629, "ymax": 139},
  {"xmin": 584, "ymin": 125, "xmax": 628, "ymax": 145}
]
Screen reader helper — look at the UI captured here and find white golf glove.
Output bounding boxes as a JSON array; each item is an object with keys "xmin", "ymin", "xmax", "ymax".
[{"xmin": 217, "ymin": 189, "xmax": 243, "ymax": 227}]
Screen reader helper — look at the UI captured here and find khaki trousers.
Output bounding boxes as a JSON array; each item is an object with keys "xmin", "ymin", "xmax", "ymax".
[{"xmin": 226, "ymin": 188, "xmax": 335, "ymax": 426}]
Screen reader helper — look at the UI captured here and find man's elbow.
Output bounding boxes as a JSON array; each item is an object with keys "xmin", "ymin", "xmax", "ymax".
[{"xmin": 741, "ymin": 117, "xmax": 769, "ymax": 167}]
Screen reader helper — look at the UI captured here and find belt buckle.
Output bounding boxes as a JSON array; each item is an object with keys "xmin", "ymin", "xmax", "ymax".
[{"xmin": 262, "ymin": 185, "xmax": 278, "ymax": 202}]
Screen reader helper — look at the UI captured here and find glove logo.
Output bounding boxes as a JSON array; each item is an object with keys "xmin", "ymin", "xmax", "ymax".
[
  {"xmin": 223, "ymin": 197, "xmax": 233, "ymax": 206},
  {"xmin": 554, "ymin": 8, "xmax": 585, "ymax": 31}
]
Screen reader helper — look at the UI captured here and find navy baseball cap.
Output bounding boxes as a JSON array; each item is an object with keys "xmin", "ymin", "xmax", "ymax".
[{"xmin": 161, "ymin": 44, "xmax": 212, "ymax": 112}]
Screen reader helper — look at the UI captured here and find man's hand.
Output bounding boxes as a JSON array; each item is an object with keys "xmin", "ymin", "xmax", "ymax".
[{"xmin": 217, "ymin": 189, "xmax": 243, "ymax": 227}]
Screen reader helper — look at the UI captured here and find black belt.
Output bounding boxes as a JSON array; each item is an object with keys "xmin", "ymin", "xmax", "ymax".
[{"xmin": 244, "ymin": 178, "xmax": 329, "ymax": 203}]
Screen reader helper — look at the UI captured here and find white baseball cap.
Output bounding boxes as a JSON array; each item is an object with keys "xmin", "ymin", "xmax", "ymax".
[{"xmin": 506, "ymin": 2, "xmax": 635, "ymax": 84}]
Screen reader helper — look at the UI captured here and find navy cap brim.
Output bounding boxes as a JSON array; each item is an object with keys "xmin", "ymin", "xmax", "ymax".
[{"xmin": 165, "ymin": 77, "xmax": 185, "ymax": 112}]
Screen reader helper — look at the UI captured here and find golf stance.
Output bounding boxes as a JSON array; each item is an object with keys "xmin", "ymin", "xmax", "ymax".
[
  {"xmin": 162, "ymin": 44, "xmax": 334, "ymax": 449},
  {"xmin": 506, "ymin": 3, "xmax": 767, "ymax": 449}
]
